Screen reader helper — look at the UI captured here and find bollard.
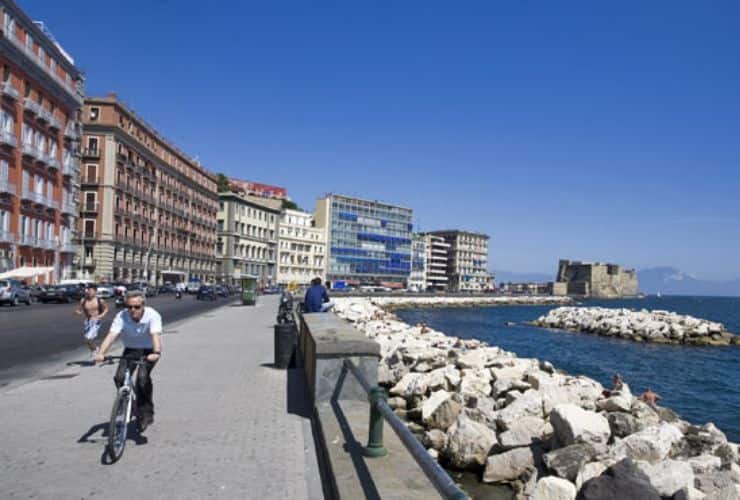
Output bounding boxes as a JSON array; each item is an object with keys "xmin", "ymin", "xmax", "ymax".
[{"xmin": 363, "ymin": 386, "xmax": 388, "ymax": 458}]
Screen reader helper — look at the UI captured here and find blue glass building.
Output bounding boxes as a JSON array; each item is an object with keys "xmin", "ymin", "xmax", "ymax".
[{"xmin": 315, "ymin": 194, "xmax": 413, "ymax": 286}]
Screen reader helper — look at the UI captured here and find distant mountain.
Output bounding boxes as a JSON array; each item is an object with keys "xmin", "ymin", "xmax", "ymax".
[
  {"xmin": 492, "ymin": 270, "xmax": 553, "ymax": 284},
  {"xmin": 638, "ymin": 267, "xmax": 740, "ymax": 297}
]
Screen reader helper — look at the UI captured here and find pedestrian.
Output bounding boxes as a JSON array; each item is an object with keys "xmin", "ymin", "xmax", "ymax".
[
  {"xmin": 74, "ymin": 284, "xmax": 109, "ymax": 358},
  {"xmin": 95, "ymin": 290, "xmax": 162, "ymax": 431},
  {"xmin": 640, "ymin": 387, "xmax": 661, "ymax": 407},
  {"xmin": 304, "ymin": 277, "xmax": 332, "ymax": 313}
]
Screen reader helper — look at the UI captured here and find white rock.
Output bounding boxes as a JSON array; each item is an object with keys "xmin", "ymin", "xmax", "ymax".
[
  {"xmin": 445, "ymin": 414, "xmax": 498, "ymax": 469},
  {"xmin": 456, "ymin": 349, "xmax": 488, "ymax": 369},
  {"xmin": 550, "ymin": 404, "xmax": 611, "ymax": 446},
  {"xmin": 611, "ymin": 423, "xmax": 684, "ymax": 464},
  {"xmin": 496, "ymin": 389, "xmax": 544, "ymax": 430},
  {"xmin": 498, "ymin": 416, "xmax": 549, "ymax": 448},
  {"xmin": 575, "ymin": 460, "xmax": 614, "ymax": 490},
  {"xmin": 637, "ymin": 459, "xmax": 695, "ymax": 497},
  {"xmin": 421, "ymin": 390, "xmax": 462, "ymax": 431},
  {"xmin": 482, "ymin": 446, "xmax": 535, "ymax": 483},
  {"xmin": 531, "ymin": 476, "xmax": 577, "ymax": 500},
  {"xmin": 689, "ymin": 455, "xmax": 722, "ymax": 475},
  {"xmin": 459, "ymin": 370, "xmax": 492, "ymax": 398},
  {"xmin": 389, "ymin": 372, "xmax": 429, "ymax": 398}
]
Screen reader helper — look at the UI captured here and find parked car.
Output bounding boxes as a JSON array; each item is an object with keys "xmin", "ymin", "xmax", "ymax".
[
  {"xmin": 96, "ymin": 284, "xmax": 115, "ymax": 299},
  {"xmin": 186, "ymin": 281, "xmax": 202, "ymax": 294},
  {"xmin": 26, "ymin": 285, "xmax": 47, "ymax": 302},
  {"xmin": 158, "ymin": 284, "xmax": 176, "ymax": 294},
  {"xmin": 37, "ymin": 285, "xmax": 84, "ymax": 303},
  {"xmin": 0, "ymin": 279, "xmax": 32, "ymax": 306},
  {"xmin": 214, "ymin": 285, "xmax": 229, "ymax": 297},
  {"xmin": 196, "ymin": 285, "xmax": 217, "ymax": 301}
]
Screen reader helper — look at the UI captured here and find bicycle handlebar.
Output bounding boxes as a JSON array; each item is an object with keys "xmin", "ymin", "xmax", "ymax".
[{"xmin": 98, "ymin": 355, "xmax": 149, "ymax": 365}]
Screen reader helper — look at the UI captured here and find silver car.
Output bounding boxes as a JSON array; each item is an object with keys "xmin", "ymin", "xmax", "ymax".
[{"xmin": 0, "ymin": 279, "xmax": 32, "ymax": 306}]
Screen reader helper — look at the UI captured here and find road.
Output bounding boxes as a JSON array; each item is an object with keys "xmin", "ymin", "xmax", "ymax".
[{"xmin": 0, "ymin": 293, "xmax": 238, "ymax": 388}]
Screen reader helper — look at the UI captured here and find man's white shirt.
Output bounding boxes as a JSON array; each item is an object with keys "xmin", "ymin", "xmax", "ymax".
[{"xmin": 110, "ymin": 307, "xmax": 163, "ymax": 349}]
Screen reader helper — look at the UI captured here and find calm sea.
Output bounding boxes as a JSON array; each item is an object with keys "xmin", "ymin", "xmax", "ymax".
[{"xmin": 396, "ymin": 296, "xmax": 740, "ymax": 442}]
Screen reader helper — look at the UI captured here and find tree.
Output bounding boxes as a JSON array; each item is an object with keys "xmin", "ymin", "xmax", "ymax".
[
  {"xmin": 216, "ymin": 173, "xmax": 230, "ymax": 193},
  {"xmin": 282, "ymin": 199, "xmax": 299, "ymax": 211}
]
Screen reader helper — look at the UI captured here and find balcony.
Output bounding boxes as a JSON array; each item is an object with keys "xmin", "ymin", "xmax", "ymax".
[
  {"xmin": 0, "ymin": 130, "xmax": 16, "ymax": 148},
  {"xmin": 19, "ymin": 234, "xmax": 38, "ymax": 247},
  {"xmin": 61, "ymin": 199, "xmax": 75, "ymax": 215},
  {"xmin": 0, "ymin": 229, "xmax": 15, "ymax": 243},
  {"xmin": 63, "ymin": 123, "xmax": 79, "ymax": 140},
  {"xmin": 82, "ymin": 201, "xmax": 99, "ymax": 213},
  {"xmin": 23, "ymin": 99, "xmax": 40, "ymax": 116},
  {"xmin": 62, "ymin": 157, "xmax": 77, "ymax": 177},
  {"xmin": 60, "ymin": 242, "xmax": 76, "ymax": 253},
  {"xmin": 0, "ymin": 80, "xmax": 19, "ymax": 101},
  {"xmin": 47, "ymin": 155, "xmax": 60, "ymax": 170},
  {"xmin": 37, "ymin": 108, "xmax": 51, "ymax": 124},
  {"xmin": 0, "ymin": 178, "xmax": 16, "ymax": 196},
  {"xmin": 35, "ymin": 151, "xmax": 48, "ymax": 166},
  {"xmin": 82, "ymin": 148, "xmax": 100, "ymax": 159},
  {"xmin": 22, "ymin": 142, "xmax": 38, "ymax": 159},
  {"xmin": 38, "ymin": 238, "xmax": 55, "ymax": 250},
  {"xmin": 81, "ymin": 175, "xmax": 99, "ymax": 186}
]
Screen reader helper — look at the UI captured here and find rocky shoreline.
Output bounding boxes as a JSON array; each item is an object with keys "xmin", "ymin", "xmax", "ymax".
[
  {"xmin": 533, "ymin": 307, "xmax": 740, "ymax": 346},
  {"xmin": 333, "ymin": 297, "xmax": 740, "ymax": 500},
  {"xmin": 368, "ymin": 295, "xmax": 574, "ymax": 310}
]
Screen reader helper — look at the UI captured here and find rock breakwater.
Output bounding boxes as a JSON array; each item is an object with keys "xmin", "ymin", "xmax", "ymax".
[
  {"xmin": 361, "ymin": 295, "xmax": 573, "ymax": 310},
  {"xmin": 533, "ymin": 307, "xmax": 740, "ymax": 346},
  {"xmin": 333, "ymin": 297, "xmax": 740, "ymax": 499}
]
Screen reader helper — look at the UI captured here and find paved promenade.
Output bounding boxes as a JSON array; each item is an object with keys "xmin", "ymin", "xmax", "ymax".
[{"xmin": 0, "ymin": 295, "xmax": 322, "ymax": 500}]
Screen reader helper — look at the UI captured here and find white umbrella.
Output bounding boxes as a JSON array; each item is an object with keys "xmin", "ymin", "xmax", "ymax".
[{"xmin": 0, "ymin": 266, "xmax": 54, "ymax": 280}]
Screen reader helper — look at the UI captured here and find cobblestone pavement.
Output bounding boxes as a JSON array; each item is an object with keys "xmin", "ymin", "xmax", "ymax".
[{"xmin": 0, "ymin": 295, "xmax": 323, "ymax": 500}]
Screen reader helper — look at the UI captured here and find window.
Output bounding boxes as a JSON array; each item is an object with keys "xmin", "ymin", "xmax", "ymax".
[
  {"xmin": 87, "ymin": 137, "xmax": 98, "ymax": 151},
  {"xmin": 4, "ymin": 13, "xmax": 16, "ymax": 38},
  {"xmin": 0, "ymin": 159, "xmax": 7, "ymax": 182},
  {"xmin": 84, "ymin": 219, "xmax": 95, "ymax": 238},
  {"xmin": 89, "ymin": 107, "xmax": 100, "ymax": 121}
]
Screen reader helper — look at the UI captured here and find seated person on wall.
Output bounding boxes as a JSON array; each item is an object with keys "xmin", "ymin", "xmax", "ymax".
[{"xmin": 304, "ymin": 277, "xmax": 333, "ymax": 313}]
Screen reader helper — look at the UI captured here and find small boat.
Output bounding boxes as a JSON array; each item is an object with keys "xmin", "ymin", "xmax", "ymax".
[{"xmin": 656, "ymin": 292, "xmax": 662, "ymax": 298}]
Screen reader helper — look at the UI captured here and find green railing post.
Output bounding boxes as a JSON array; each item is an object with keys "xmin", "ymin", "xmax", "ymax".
[{"xmin": 363, "ymin": 386, "xmax": 388, "ymax": 458}]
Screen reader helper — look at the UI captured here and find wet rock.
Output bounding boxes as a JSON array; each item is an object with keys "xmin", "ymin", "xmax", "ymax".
[
  {"xmin": 482, "ymin": 446, "xmax": 535, "ymax": 483},
  {"xmin": 544, "ymin": 442, "xmax": 604, "ymax": 482},
  {"xmin": 445, "ymin": 414, "xmax": 497, "ymax": 469},
  {"xmin": 576, "ymin": 458, "xmax": 661, "ymax": 500},
  {"xmin": 550, "ymin": 404, "xmax": 611, "ymax": 446},
  {"xmin": 531, "ymin": 476, "xmax": 576, "ymax": 500}
]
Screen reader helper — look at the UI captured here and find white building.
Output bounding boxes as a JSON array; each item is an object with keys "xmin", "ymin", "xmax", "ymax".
[
  {"xmin": 424, "ymin": 233, "xmax": 450, "ymax": 291},
  {"xmin": 427, "ymin": 230, "xmax": 493, "ymax": 292},
  {"xmin": 408, "ymin": 234, "xmax": 426, "ymax": 290},
  {"xmin": 276, "ymin": 208, "xmax": 326, "ymax": 285}
]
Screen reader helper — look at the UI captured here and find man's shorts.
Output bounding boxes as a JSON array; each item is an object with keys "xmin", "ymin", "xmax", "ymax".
[{"xmin": 83, "ymin": 319, "xmax": 101, "ymax": 341}]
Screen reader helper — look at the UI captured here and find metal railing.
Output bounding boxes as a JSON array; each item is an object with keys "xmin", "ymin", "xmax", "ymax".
[{"xmin": 341, "ymin": 358, "xmax": 468, "ymax": 500}]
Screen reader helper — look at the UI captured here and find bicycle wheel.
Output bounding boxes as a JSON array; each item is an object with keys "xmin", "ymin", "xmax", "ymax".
[{"xmin": 107, "ymin": 389, "xmax": 131, "ymax": 462}]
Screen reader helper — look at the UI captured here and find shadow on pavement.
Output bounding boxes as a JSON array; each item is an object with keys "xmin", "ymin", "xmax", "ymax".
[
  {"xmin": 79, "ymin": 421, "xmax": 149, "ymax": 465},
  {"xmin": 286, "ymin": 367, "xmax": 312, "ymax": 419}
]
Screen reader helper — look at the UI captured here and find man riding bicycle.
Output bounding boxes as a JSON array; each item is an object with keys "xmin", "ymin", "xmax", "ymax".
[{"xmin": 95, "ymin": 290, "xmax": 162, "ymax": 431}]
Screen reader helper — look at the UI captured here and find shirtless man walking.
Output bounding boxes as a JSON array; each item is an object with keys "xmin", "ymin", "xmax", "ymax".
[{"xmin": 75, "ymin": 284, "xmax": 109, "ymax": 356}]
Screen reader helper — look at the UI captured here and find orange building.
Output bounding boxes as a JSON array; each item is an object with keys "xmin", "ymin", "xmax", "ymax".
[
  {"xmin": 79, "ymin": 94, "xmax": 218, "ymax": 284},
  {"xmin": 0, "ymin": 0, "xmax": 84, "ymax": 282}
]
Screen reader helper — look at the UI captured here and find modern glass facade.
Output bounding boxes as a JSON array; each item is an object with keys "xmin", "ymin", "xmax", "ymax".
[{"xmin": 316, "ymin": 194, "xmax": 413, "ymax": 285}]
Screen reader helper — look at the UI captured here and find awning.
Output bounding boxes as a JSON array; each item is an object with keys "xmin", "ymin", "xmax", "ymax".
[{"xmin": 0, "ymin": 266, "xmax": 54, "ymax": 280}]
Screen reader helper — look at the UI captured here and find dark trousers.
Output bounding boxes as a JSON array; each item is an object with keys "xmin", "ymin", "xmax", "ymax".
[{"xmin": 113, "ymin": 348, "xmax": 158, "ymax": 418}]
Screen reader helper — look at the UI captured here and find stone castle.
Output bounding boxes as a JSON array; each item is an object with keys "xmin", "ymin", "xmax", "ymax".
[{"xmin": 556, "ymin": 260, "xmax": 639, "ymax": 298}]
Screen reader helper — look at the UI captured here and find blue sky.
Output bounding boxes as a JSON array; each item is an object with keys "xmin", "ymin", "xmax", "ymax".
[{"xmin": 22, "ymin": 1, "xmax": 740, "ymax": 279}]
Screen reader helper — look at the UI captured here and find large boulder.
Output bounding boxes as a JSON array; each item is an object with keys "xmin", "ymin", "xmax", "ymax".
[
  {"xmin": 544, "ymin": 443, "xmax": 604, "ymax": 482},
  {"xmin": 576, "ymin": 458, "xmax": 661, "ymax": 500},
  {"xmin": 636, "ymin": 459, "xmax": 694, "ymax": 497},
  {"xmin": 550, "ymin": 404, "xmax": 610, "ymax": 446},
  {"xmin": 421, "ymin": 390, "xmax": 462, "ymax": 431},
  {"xmin": 445, "ymin": 414, "xmax": 497, "ymax": 469},
  {"xmin": 426, "ymin": 365, "xmax": 460, "ymax": 392},
  {"xmin": 455, "ymin": 349, "xmax": 488, "ymax": 369},
  {"xmin": 422, "ymin": 429, "xmax": 448, "ymax": 451},
  {"xmin": 389, "ymin": 372, "xmax": 429, "ymax": 398},
  {"xmin": 482, "ymin": 446, "xmax": 535, "ymax": 483},
  {"xmin": 574, "ymin": 460, "xmax": 616, "ymax": 490},
  {"xmin": 532, "ymin": 476, "xmax": 577, "ymax": 500},
  {"xmin": 611, "ymin": 423, "xmax": 684, "ymax": 464},
  {"xmin": 496, "ymin": 389, "xmax": 544, "ymax": 430},
  {"xmin": 459, "ymin": 369, "xmax": 492, "ymax": 398},
  {"xmin": 606, "ymin": 412, "xmax": 640, "ymax": 438},
  {"xmin": 498, "ymin": 416, "xmax": 550, "ymax": 449},
  {"xmin": 694, "ymin": 470, "xmax": 737, "ymax": 497}
]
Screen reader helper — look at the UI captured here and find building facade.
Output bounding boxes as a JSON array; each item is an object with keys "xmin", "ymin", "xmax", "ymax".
[
  {"xmin": 315, "ymin": 194, "xmax": 413, "ymax": 287},
  {"xmin": 79, "ymin": 94, "xmax": 218, "ymax": 284},
  {"xmin": 0, "ymin": 1, "xmax": 84, "ymax": 281},
  {"xmin": 424, "ymin": 233, "xmax": 450, "ymax": 291},
  {"xmin": 428, "ymin": 230, "xmax": 493, "ymax": 292},
  {"xmin": 217, "ymin": 192, "xmax": 279, "ymax": 286},
  {"xmin": 276, "ymin": 208, "xmax": 326, "ymax": 285},
  {"xmin": 408, "ymin": 234, "xmax": 426, "ymax": 291}
]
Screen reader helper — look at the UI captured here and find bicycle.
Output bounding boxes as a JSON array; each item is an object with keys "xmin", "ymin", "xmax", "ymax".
[{"xmin": 100, "ymin": 355, "xmax": 148, "ymax": 462}]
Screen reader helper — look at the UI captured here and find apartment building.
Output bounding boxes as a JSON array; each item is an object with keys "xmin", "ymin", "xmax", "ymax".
[
  {"xmin": 315, "ymin": 193, "xmax": 413, "ymax": 287},
  {"xmin": 427, "ymin": 230, "xmax": 493, "ymax": 292},
  {"xmin": 0, "ymin": 1, "xmax": 84, "ymax": 281},
  {"xmin": 276, "ymin": 208, "xmax": 325, "ymax": 285},
  {"xmin": 424, "ymin": 233, "xmax": 450, "ymax": 291},
  {"xmin": 408, "ymin": 234, "xmax": 426, "ymax": 290},
  {"xmin": 217, "ymin": 192, "xmax": 279, "ymax": 286},
  {"xmin": 79, "ymin": 94, "xmax": 218, "ymax": 284}
]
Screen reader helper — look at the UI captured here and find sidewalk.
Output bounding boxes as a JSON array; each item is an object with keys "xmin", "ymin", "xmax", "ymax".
[{"xmin": 0, "ymin": 296, "xmax": 323, "ymax": 500}]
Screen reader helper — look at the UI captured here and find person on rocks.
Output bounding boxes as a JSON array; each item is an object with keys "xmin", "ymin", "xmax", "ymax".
[
  {"xmin": 419, "ymin": 322, "xmax": 430, "ymax": 334},
  {"xmin": 640, "ymin": 387, "xmax": 662, "ymax": 407},
  {"xmin": 602, "ymin": 373, "xmax": 624, "ymax": 398}
]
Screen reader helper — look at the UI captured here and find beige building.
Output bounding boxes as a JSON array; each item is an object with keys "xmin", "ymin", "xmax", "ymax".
[
  {"xmin": 79, "ymin": 94, "xmax": 218, "ymax": 284},
  {"xmin": 217, "ymin": 192, "xmax": 279, "ymax": 286},
  {"xmin": 428, "ymin": 230, "xmax": 493, "ymax": 292},
  {"xmin": 556, "ymin": 259, "xmax": 638, "ymax": 298},
  {"xmin": 276, "ymin": 208, "xmax": 326, "ymax": 285},
  {"xmin": 424, "ymin": 233, "xmax": 450, "ymax": 291}
]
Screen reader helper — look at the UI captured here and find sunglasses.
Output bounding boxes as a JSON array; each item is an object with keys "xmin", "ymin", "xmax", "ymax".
[{"xmin": 126, "ymin": 304, "xmax": 143, "ymax": 310}]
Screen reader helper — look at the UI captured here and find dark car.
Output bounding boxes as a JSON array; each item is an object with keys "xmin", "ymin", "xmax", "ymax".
[
  {"xmin": 196, "ymin": 285, "xmax": 217, "ymax": 301},
  {"xmin": 214, "ymin": 285, "xmax": 229, "ymax": 297},
  {"xmin": 26, "ymin": 285, "xmax": 47, "ymax": 303},
  {"xmin": 158, "ymin": 284, "xmax": 176, "ymax": 294},
  {"xmin": 38, "ymin": 285, "xmax": 84, "ymax": 303}
]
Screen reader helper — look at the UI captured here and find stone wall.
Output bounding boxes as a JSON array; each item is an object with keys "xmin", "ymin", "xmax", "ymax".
[{"xmin": 557, "ymin": 260, "xmax": 639, "ymax": 298}]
